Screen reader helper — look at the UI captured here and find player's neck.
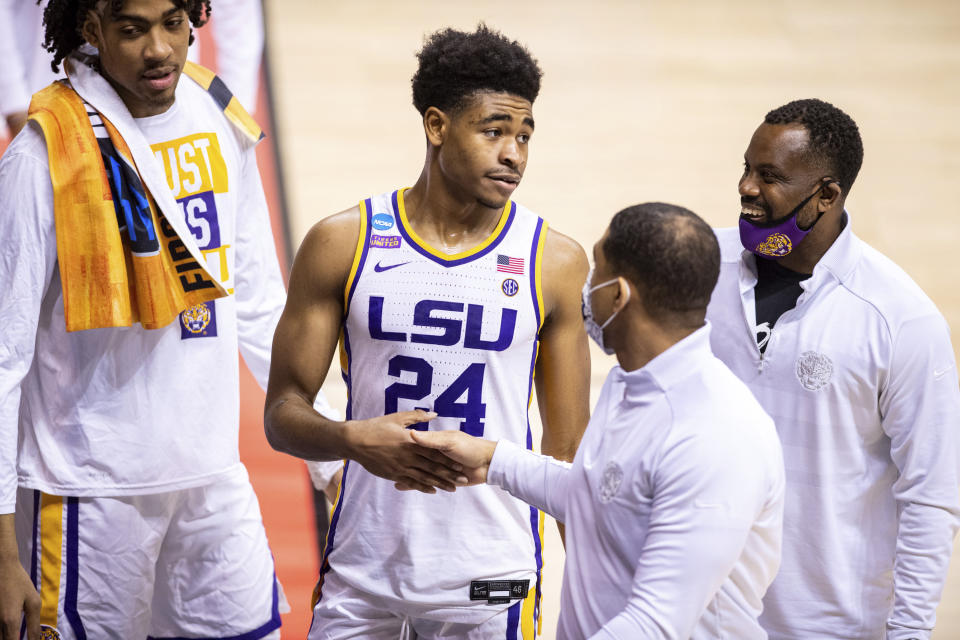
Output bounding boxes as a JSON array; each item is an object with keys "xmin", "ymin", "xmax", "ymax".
[{"xmin": 403, "ymin": 175, "xmax": 504, "ymax": 254}]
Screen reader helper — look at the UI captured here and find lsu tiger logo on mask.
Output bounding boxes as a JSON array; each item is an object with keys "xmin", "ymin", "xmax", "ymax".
[{"xmin": 755, "ymin": 232, "xmax": 793, "ymax": 257}]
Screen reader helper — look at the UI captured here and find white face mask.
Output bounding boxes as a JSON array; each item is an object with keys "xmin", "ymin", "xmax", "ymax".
[{"xmin": 581, "ymin": 267, "xmax": 629, "ymax": 355}]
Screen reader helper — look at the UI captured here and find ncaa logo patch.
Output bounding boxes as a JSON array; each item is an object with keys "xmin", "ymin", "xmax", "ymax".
[
  {"xmin": 598, "ymin": 461, "xmax": 623, "ymax": 503},
  {"xmin": 371, "ymin": 213, "xmax": 395, "ymax": 231},
  {"xmin": 180, "ymin": 301, "xmax": 218, "ymax": 339},
  {"xmin": 40, "ymin": 626, "xmax": 63, "ymax": 640},
  {"xmin": 501, "ymin": 278, "xmax": 519, "ymax": 297},
  {"xmin": 796, "ymin": 350, "xmax": 833, "ymax": 391}
]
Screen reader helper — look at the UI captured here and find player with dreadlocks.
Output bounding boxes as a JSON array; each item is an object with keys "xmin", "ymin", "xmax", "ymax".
[
  {"xmin": 40, "ymin": 0, "xmax": 211, "ymax": 73},
  {"xmin": 39, "ymin": 0, "xmax": 210, "ymax": 117},
  {"xmin": 0, "ymin": 1, "xmax": 288, "ymax": 638}
]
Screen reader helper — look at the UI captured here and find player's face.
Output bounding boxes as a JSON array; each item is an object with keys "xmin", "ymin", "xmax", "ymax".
[
  {"xmin": 438, "ymin": 92, "xmax": 534, "ymax": 210},
  {"xmin": 739, "ymin": 123, "xmax": 826, "ymax": 229},
  {"xmin": 83, "ymin": 0, "xmax": 191, "ymax": 118}
]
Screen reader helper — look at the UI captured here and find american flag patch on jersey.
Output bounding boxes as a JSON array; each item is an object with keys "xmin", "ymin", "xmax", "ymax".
[{"xmin": 496, "ymin": 254, "xmax": 525, "ymax": 274}]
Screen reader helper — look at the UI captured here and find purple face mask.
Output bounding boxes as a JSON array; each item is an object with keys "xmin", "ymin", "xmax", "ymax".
[{"xmin": 739, "ymin": 181, "xmax": 834, "ymax": 258}]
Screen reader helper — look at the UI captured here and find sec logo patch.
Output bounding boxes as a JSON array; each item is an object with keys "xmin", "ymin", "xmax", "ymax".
[{"xmin": 501, "ymin": 278, "xmax": 519, "ymax": 296}]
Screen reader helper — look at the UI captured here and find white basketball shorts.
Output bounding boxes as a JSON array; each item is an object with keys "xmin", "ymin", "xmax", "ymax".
[
  {"xmin": 308, "ymin": 569, "xmax": 537, "ymax": 640},
  {"xmin": 14, "ymin": 465, "xmax": 286, "ymax": 639}
]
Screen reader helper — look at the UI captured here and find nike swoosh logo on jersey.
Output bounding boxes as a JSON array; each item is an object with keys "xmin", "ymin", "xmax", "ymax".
[
  {"xmin": 934, "ymin": 364, "xmax": 954, "ymax": 380},
  {"xmin": 693, "ymin": 499, "xmax": 723, "ymax": 509},
  {"xmin": 374, "ymin": 261, "xmax": 411, "ymax": 272}
]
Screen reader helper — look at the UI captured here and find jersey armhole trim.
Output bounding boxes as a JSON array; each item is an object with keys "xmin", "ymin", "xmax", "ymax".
[
  {"xmin": 343, "ymin": 199, "xmax": 371, "ymax": 314},
  {"xmin": 531, "ymin": 219, "xmax": 548, "ymax": 330},
  {"xmin": 527, "ymin": 218, "xmax": 548, "ymax": 409}
]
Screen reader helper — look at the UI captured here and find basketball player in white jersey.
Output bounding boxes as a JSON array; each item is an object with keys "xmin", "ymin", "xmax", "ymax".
[
  {"xmin": 1, "ymin": 2, "xmax": 287, "ymax": 637},
  {"xmin": 265, "ymin": 24, "xmax": 590, "ymax": 639}
]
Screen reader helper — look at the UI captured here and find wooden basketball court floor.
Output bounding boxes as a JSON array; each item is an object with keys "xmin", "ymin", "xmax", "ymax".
[{"xmin": 254, "ymin": 1, "xmax": 960, "ymax": 636}]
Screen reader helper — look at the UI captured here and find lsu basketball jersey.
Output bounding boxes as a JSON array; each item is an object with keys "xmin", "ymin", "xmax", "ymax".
[{"xmin": 320, "ymin": 188, "xmax": 546, "ymax": 629}]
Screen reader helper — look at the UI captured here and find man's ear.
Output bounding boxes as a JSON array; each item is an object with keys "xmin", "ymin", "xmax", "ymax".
[
  {"xmin": 80, "ymin": 10, "xmax": 103, "ymax": 49},
  {"xmin": 612, "ymin": 276, "xmax": 633, "ymax": 314},
  {"xmin": 423, "ymin": 107, "xmax": 448, "ymax": 147},
  {"xmin": 818, "ymin": 179, "xmax": 843, "ymax": 212}
]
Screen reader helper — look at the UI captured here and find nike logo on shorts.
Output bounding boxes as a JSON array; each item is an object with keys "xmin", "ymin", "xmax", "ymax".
[{"xmin": 374, "ymin": 261, "xmax": 411, "ymax": 272}]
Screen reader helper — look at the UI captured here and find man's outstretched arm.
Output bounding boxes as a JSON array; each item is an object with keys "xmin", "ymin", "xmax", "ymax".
[
  {"xmin": 405, "ymin": 430, "xmax": 573, "ymax": 522},
  {"xmin": 263, "ymin": 209, "xmax": 466, "ymax": 494}
]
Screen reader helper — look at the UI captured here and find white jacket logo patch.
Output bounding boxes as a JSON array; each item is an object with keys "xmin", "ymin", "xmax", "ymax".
[
  {"xmin": 796, "ymin": 351, "xmax": 834, "ymax": 391},
  {"xmin": 599, "ymin": 461, "xmax": 623, "ymax": 503}
]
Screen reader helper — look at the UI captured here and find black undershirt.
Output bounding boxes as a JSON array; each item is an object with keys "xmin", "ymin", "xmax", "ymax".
[{"xmin": 754, "ymin": 257, "xmax": 811, "ymax": 353}]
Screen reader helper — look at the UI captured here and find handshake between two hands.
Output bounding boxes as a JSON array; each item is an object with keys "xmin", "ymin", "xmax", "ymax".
[{"xmin": 350, "ymin": 409, "xmax": 498, "ymax": 494}]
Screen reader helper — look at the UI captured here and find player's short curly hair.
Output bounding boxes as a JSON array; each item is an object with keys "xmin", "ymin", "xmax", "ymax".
[
  {"xmin": 40, "ymin": 0, "xmax": 211, "ymax": 72},
  {"xmin": 603, "ymin": 202, "xmax": 720, "ymax": 325},
  {"xmin": 411, "ymin": 23, "xmax": 542, "ymax": 116},
  {"xmin": 765, "ymin": 98, "xmax": 864, "ymax": 195}
]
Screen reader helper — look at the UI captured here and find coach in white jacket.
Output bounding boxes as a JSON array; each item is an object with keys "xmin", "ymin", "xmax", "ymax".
[
  {"xmin": 410, "ymin": 202, "xmax": 785, "ymax": 639},
  {"xmin": 710, "ymin": 98, "xmax": 960, "ymax": 639}
]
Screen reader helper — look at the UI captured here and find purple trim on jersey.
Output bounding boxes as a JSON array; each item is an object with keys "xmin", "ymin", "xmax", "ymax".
[
  {"xmin": 146, "ymin": 573, "xmax": 281, "ymax": 639},
  {"xmin": 528, "ymin": 504, "xmax": 543, "ymax": 632},
  {"xmin": 340, "ymin": 369, "xmax": 352, "ymax": 421},
  {"xmin": 506, "ymin": 600, "xmax": 521, "ymax": 639},
  {"xmin": 529, "ymin": 218, "xmax": 544, "ymax": 328},
  {"xmin": 392, "ymin": 190, "xmax": 517, "ymax": 268},
  {"xmin": 344, "ymin": 199, "xmax": 373, "ymax": 316},
  {"xmin": 525, "ymin": 217, "xmax": 544, "ymax": 439},
  {"xmin": 524, "ymin": 218, "xmax": 545, "ymax": 630},
  {"xmin": 525, "ymin": 344, "xmax": 539, "ymax": 447},
  {"xmin": 341, "ymin": 323, "xmax": 354, "ymax": 421},
  {"xmin": 65, "ymin": 497, "xmax": 87, "ymax": 640},
  {"xmin": 525, "ymin": 218, "xmax": 544, "ymax": 433},
  {"xmin": 339, "ymin": 200, "xmax": 370, "ymax": 422},
  {"xmin": 30, "ymin": 491, "xmax": 39, "ymax": 587},
  {"xmin": 312, "ymin": 460, "xmax": 351, "ymax": 607}
]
